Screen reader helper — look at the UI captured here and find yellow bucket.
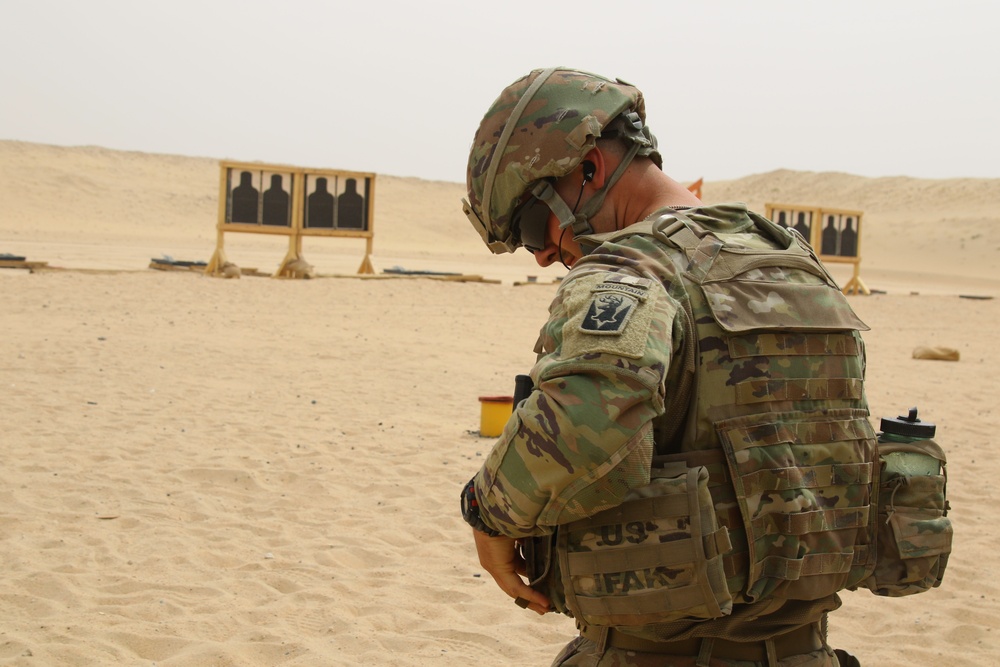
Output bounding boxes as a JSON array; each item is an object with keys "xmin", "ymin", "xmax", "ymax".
[{"xmin": 478, "ymin": 395, "xmax": 514, "ymax": 437}]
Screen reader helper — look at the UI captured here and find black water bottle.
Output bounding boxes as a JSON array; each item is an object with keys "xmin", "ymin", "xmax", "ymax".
[
  {"xmin": 879, "ymin": 407, "xmax": 940, "ymax": 476},
  {"xmin": 513, "ymin": 374, "xmax": 534, "ymax": 410}
]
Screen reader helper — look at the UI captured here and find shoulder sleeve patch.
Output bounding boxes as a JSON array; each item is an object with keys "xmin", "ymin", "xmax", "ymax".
[
  {"xmin": 560, "ymin": 272, "xmax": 659, "ymax": 359},
  {"xmin": 581, "ymin": 292, "xmax": 638, "ymax": 334}
]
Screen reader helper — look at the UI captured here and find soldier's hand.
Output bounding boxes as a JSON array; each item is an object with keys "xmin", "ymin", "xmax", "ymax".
[{"xmin": 472, "ymin": 529, "xmax": 552, "ymax": 615}]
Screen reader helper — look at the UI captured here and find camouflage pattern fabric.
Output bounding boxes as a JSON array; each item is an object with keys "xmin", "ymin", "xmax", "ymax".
[
  {"xmin": 550, "ymin": 636, "xmax": 842, "ymax": 667},
  {"xmin": 463, "ymin": 68, "xmax": 659, "ymax": 253},
  {"xmin": 860, "ymin": 437, "xmax": 952, "ymax": 595},
  {"xmin": 556, "ymin": 463, "xmax": 734, "ymax": 626},
  {"xmin": 473, "ymin": 203, "xmax": 874, "ymax": 643},
  {"xmin": 475, "ymin": 267, "xmax": 676, "ymax": 533}
]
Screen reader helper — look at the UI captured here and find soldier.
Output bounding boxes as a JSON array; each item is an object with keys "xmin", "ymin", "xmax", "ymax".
[{"xmin": 458, "ymin": 67, "xmax": 892, "ymax": 666}]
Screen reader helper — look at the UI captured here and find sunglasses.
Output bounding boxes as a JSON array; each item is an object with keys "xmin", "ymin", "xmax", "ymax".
[{"xmin": 511, "ymin": 182, "xmax": 554, "ymax": 253}]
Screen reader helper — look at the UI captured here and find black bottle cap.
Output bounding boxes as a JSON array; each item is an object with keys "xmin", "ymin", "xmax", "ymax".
[{"xmin": 880, "ymin": 407, "xmax": 936, "ymax": 439}]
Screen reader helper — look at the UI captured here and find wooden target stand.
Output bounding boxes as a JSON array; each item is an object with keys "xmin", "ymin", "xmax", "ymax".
[
  {"xmin": 206, "ymin": 161, "xmax": 376, "ymax": 279},
  {"xmin": 686, "ymin": 177, "xmax": 703, "ymax": 200},
  {"xmin": 765, "ymin": 203, "xmax": 869, "ymax": 295}
]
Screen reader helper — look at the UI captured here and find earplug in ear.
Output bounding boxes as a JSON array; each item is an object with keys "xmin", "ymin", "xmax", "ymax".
[{"xmin": 582, "ymin": 161, "xmax": 596, "ymax": 183}]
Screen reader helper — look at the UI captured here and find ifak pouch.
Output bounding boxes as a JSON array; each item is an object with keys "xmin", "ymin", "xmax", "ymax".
[{"xmin": 555, "ymin": 463, "xmax": 733, "ymax": 626}]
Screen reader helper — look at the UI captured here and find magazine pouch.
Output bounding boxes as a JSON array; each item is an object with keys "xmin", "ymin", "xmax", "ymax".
[
  {"xmin": 556, "ymin": 464, "xmax": 733, "ymax": 626},
  {"xmin": 860, "ymin": 438, "xmax": 952, "ymax": 596}
]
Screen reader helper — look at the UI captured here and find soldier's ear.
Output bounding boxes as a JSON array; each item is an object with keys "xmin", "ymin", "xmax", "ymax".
[{"xmin": 581, "ymin": 148, "xmax": 606, "ymax": 188}]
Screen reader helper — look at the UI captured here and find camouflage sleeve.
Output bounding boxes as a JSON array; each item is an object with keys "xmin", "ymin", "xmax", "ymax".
[{"xmin": 474, "ymin": 269, "xmax": 683, "ymax": 537}]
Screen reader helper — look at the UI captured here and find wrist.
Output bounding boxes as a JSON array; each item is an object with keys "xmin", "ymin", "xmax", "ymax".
[{"xmin": 461, "ymin": 477, "xmax": 502, "ymax": 537}]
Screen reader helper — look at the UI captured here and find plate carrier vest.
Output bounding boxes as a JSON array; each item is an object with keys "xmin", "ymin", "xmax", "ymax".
[{"xmin": 530, "ymin": 207, "xmax": 887, "ymax": 629}]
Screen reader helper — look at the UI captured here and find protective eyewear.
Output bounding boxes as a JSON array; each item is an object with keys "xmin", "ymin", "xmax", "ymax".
[{"xmin": 511, "ymin": 191, "xmax": 552, "ymax": 253}]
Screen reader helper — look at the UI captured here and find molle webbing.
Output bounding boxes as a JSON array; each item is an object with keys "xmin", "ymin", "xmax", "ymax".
[
  {"xmin": 735, "ymin": 378, "xmax": 864, "ymax": 405},
  {"xmin": 727, "ymin": 332, "xmax": 859, "ymax": 358},
  {"xmin": 718, "ymin": 410, "xmax": 877, "ymax": 601},
  {"xmin": 650, "ymin": 208, "xmax": 875, "ymax": 602}
]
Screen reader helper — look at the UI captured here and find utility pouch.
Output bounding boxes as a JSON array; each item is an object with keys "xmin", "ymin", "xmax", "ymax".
[
  {"xmin": 556, "ymin": 464, "xmax": 733, "ymax": 627},
  {"xmin": 861, "ymin": 438, "xmax": 952, "ymax": 596},
  {"xmin": 716, "ymin": 409, "xmax": 878, "ymax": 603}
]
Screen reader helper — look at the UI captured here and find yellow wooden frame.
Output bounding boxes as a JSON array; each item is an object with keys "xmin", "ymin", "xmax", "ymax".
[
  {"xmin": 206, "ymin": 160, "xmax": 376, "ymax": 277},
  {"xmin": 765, "ymin": 202, "xmax": 869, "ymax": 295}
]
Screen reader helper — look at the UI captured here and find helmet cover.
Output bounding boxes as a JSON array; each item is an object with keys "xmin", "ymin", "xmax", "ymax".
[{"xmin": 462, "ymin": 67, "xmax": 658, "ymax": 253}]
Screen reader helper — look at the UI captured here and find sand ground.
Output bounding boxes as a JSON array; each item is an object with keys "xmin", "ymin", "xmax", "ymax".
[{"xmin": 1, "ymin": 141, "xmax": 997, "ymax": 665}]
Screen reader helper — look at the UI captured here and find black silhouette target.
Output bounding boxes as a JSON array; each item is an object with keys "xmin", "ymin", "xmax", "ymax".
[
  {"xmin": 221, "ymin": 163, "xmax": 374, "ymax": 236},
  {"xmin": 767, "ymin": 203, "xmax": 862, "ymax": 260},
  {"xmin": 820, "ymin": 214, "xmax": 859, "ymax": 258},
  {"xmin": 306, "ymin": 177, "xmax": 335, "ymax": 228},
  {"xmin": 231, "ymin": 171, "xmax": 259, "ymax": 223},
  {"xmin": 225, "ymin": 168, "xmax": 293, "ymax": 227}
]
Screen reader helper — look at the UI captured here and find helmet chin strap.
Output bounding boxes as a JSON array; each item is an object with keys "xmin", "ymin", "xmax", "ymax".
[
  {"xmin": 557, "ymin": 226, "xmax": 571, "ymax": 270},
  {"xmin": 556, "ymin": 180, "xmax": 590, "ymax": 270},
  {"xmin": 532, "ymin": 141, "xmax": 642, "ymax": 240},
  {"xmin": 567, "ymin": 141, "xmax": 642, "ymax": 236}
]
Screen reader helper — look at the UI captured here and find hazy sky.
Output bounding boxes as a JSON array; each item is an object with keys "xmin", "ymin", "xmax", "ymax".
[{"xmin": 2, "ymin": 0, "xmax": 997, "ymax": 184}]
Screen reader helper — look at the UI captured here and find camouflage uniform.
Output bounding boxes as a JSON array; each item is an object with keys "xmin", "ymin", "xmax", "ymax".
[
  {"xmin": 473, "ymin": 203, "xmax": 874, "ymax": 666},
  {"xmin": 462, "ymin": 66, "xmax": 949, "ymax": 667}
]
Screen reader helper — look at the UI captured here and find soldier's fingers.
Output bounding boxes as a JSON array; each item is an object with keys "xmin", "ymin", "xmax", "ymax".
[{"xmin": 512, "ymin": 585, "xmax": 552, "ymax": 615}]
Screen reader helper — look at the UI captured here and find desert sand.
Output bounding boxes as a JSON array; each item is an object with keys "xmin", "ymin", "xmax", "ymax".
[{"xmin": 1, "ymin": 139, "xmax": 998, "ymax": 666}]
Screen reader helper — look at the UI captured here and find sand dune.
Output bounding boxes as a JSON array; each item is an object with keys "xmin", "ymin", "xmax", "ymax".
[{"xmin": 2, "ymin": 140, "xmax": 997, "ymax": 290}]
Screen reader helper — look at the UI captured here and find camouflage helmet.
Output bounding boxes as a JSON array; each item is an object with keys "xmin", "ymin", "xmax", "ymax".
[{"xmin": 462, "ymin": 67, "xmax": 661, "ymax": 254}]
